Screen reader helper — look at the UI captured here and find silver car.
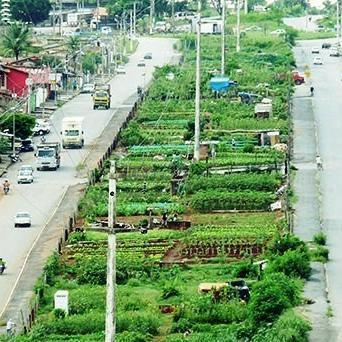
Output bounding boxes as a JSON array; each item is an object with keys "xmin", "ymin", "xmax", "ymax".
[
  {"xmin": 14, "ymin": 212, "xmax": 31, "ymax": 228},
  {"xmin": 17, "ymin": 170, "xmax": 33, "ymax": 184}
]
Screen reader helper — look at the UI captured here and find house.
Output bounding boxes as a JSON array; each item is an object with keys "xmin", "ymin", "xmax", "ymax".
[
  {"xmin": 0, "ymin": 57, "xmax": 50, "ymax": 113},
  {"xmin": 192, "ymin": 17, "xmax": 223, "ymax": 34}
]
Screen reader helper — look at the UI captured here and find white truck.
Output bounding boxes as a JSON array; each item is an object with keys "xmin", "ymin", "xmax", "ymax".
[
  {"xmin": 36, "ymin": 142, "xmax": 61, "ymax": 171},
  {"xmin": 61, "ymin": 117, "xmax": 84, "ymax": 149}
]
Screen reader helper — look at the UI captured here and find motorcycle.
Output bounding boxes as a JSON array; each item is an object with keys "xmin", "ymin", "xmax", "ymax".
[
  {"xmin": 0, "ymin": 264, "xmax": 6, "ymax": 274},
  {"xmin": 9, "ymin": 154, "xmax": 21, "ymax": 163},
  {"xmin": 3, "ymin": 186, "xmax": 9, "ymax": 195}
]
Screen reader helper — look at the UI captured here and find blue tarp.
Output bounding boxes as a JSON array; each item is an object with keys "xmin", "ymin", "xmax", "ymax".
[{"xmin": 210, "ymin": 77, "xmax": 236, "ymax": 93}]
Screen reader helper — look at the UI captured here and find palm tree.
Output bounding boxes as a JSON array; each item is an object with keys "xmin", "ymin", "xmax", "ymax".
[
  {"xmin": 2, "ymin": 22, "xmax": 31, "ymax": 61},
  {"xmin": 66, "ymin": 36, "xmax": 81, "ymax": 68}
]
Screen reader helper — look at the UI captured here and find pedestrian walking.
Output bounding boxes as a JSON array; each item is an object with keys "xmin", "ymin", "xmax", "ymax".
[
  {"xmin": 162, "ymin": 212, "xmax": 168, "ymax": 227},
  {"xmin": 6, "ymin": 319, "xmax": 15, "ymax": 336},
  {"xmin": 316, "ymin": 155, "xmax": 323, "ymax": 170}
]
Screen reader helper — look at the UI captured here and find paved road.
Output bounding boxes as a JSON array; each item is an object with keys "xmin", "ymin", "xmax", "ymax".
[
  {"xmin": 0, "ymin": 37, "xmax": 176, "ymax": 317},
  {"xmin": 287, "ymin": 17, "xmax": 342, "ymax": 341},
  {"xmin": 284, "ymin": 15, "xmax": 322, "ymax": 32}
]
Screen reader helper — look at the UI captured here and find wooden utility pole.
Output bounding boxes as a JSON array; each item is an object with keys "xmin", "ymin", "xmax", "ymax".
[
  {"xmin": 194, "ymin": 0, "xmax": 201, "ymax": 161},
  {"xmin": 105, "ymin": 161, "xmax": 116, "ymax": 342},
  {"xmin": 221, "ymin": 0, "xmax": 225, "ymax": 75},
  {"xmin": 236, "ymin": 0, "xmax": 241, "ymax": 52}
]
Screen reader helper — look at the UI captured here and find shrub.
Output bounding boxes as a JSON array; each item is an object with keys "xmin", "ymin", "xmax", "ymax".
[
  {"xmin": 117, "ymin": 331, "xmax": 150, "ymax": 342},
  {"xmin": 267, "ymin": 233, "xmax": 306, "ymax": 256},
  {"xmin": 252, "ymin": 309, "xmax": 311, "ymax": 342},
  {"xmin": 117, "ymin": 311, "xmax": 161, "ymax": 335},
  {"xmin": 69, "ymin": 286, "xmax": 105, "ymax": 314},
  {"xmin": 248, "ymin": 273, "xmax": 301, "ymax": 325},
  {"xmin": 75, "ymin": 256, "xmax": 107, "ymax": 285},
  {"xmin": 161, "ymin": 284, "xmax": 181, "ymax": 299},
  {"xmin": 44, "ymin": 252, "xmax": 60, "ymax": 285},
  {"xmin": 68, "ymin": 232, "xmax": 87, "ymax": 244},
  {"xmin": 311, "ymin": 246, "xmax": 329, "ymax": 263},
  {"xmin": 231, "ymin": 260, "xmax": 259, "ymax": 279},
  {"xmin": 313, "ymin": 232, "xmax": 327, "ymax": 246},
  {"xmin": 266, "ymin": 249, "xmax": 311, "ymax": 279},
  {"xmin": 53, "ymin": 309, "xmax": 66, "ymax": 320}
]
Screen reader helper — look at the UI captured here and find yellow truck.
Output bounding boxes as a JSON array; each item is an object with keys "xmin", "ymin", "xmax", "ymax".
[{"xmin": 93, "ymin": 84, "xmax": 111, "ymax": 110}]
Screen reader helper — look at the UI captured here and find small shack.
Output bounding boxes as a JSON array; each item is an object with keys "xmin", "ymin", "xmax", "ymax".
[
  {"xmin": 254, "ymin": 98, "xmax": 272, "ymax": 119},
  {"xmin": 192, "ymin": 17, "xmax": 222, "ymax": 34}
]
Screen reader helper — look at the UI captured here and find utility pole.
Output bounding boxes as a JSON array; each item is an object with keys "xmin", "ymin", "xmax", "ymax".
[
  {"xmin": 105, "ymin": 161, "xmax": 116, "ymax": 342},
  {"xmin": 59, "ymin": 0, "xmax": 63, "ymax": 36},
  {"xmin": 340, "ymin": 0, "xmax": 342, "ymax": 45},
  {"xmin": 337, "ymin": 0, "xmax": 340, "ymax": 42},
  {"xmin": 244, "ymin": 0, "xmax": 248, "ymax": 15},
  {"xmin": 133, "ymin": 2, "xmax": 136, "ymax": 36},
  {"xmin": 150, "ymin": 0, "xmax": 155, "ymax": 35},
  {"xmin": 171, "ymin": 0, "xmax": 175, "ymax": 32},
  {"xmin": 130, "ymin": 10, "xmax": 133, "ymax": 51},
  {"xmin": 52, "ymin": 4, "xmax": 56, "ymax": 34},
  {"xmin": 221, "ymin": 0, "xmax": 225, "ymax": 75},
  {"xmin": 236, "ymin": 0, "xmax": 241, "ymax": 52},
  {"xmin": 194, "ymin": 0, "xmax": 201, "ymax": 162}
]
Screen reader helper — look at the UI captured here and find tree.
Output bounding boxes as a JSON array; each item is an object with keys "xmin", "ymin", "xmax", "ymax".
[
  {"xmin": 0, "ymin": 113, "xmax": 35, "ymax": 139},
  {"xmin": 82, "ymin": 51, "xmax": 101, "ymax": 74},
  {"xmin": 66, "ymin": 36, "xmax": 81, "ymax": 69},
  {"xmin": 11, "ymin": 0, "xmax": 51, "ymax": 25},
  {"xmin": 2, "ymin": 22, "xmax": 31, "ymax": 61}
]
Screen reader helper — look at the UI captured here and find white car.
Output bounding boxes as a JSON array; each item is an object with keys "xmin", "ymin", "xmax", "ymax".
[
  {"xmin": 17, "ymin": 170, "xmax": 33, "ymax": 184},
  {"xmin": 20, "ymin": 165, "xmax": 34, "ymax": 175},
  {"xmin": 311, "ymin": 47, "xmax": 320, "ymax": 54},
  {"xmin": 330, "ymin": 49, "xmax": 340, "ymax": 57},
  {"xmin": 270, "ymin": 29, "xmax": 286, "ymax": 35},
  {"xmin": 32, "ymin": 121, "xmax": 51, "ymax": 136},
  {"xmin": 101, "ymin": 26, "xmax": 112, "ymax": 35},
  {"xmin": 14, "ymin": 212, "xmax": 31, "ymax": 228},
  {"xmin": 137, "ymin": 60, "xmax": 146, "ymax": 67},
  {"xmin": 313, "ymin": 57, "xmax": 323, "ymax": 65},
  {"xmin": 81, "ymin": 83, "xmax": 95, "ymax": 93},
  {"xmin": 117, "ymin": 65, "xmax": 126, "ymax": 74}
]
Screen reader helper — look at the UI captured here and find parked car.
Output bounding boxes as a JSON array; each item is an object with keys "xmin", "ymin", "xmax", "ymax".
[
  {"xmin": 101, "ymin": 26, "xmax": 112, "ymax": 35},
  {"xmin": 144, "ymin": 52, "xmax": 153, "ymax": 60},
  {"xmin": 292, "ymin": 71, "xmax": 305, "ymax": 85},
  {"xmin": 14, "ymin": 212, "xmax": 31, "ymax": 227},
  {"xmin": 32, "ymin": 121, "xmax": 51, "ymax": 136},
  {"xmin": 116, "ymin": 65, "xmax": 126, "ymax": 74},
  {"xmin": 80, "ymin": 83, "xmax": 95, "ymax": 94},
  {"xmin": 313, "ymin": 56, "xmax": 323, "ymax": 65},
  {"xmin": 17, "ymin": 170, "xmax": 33, "ymax": 184},
  {"xmin": 19, "ymin": 139, "xmax": 34, "ymax": 152},
  {"xmin": 322, "ymin": 42, "xmax": 331, "ymax": 49},
  {"xmin": 270, "ymin": 29, "xmax": 286, "ymax": 35},
  {"xmin": 330, "ymin": 49, "xmax": 340, "ymax": 57},
  {"xmin": 311, "ymin": 47, "xmax": 320, "ymax": 54},
  {"xmin": 137, "ymin": 59, "xmax": 146, "ymax": 67}
]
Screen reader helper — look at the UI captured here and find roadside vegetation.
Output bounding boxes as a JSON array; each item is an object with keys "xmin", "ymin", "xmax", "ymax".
[{"xmin": 2, "ymin": 11, "xmax": 316, "ymax": 342}]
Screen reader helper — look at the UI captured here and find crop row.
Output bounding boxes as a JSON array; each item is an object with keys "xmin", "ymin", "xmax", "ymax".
[
  {"xmin": 183, "ymin": 173, "xmax": 282, "ymax": 194},
  {"xmin": 190, "ymin": 190, "xmax": 276, "ymax": 211}
]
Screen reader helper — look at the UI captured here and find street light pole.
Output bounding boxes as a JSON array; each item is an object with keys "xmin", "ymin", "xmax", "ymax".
[
  {"xmin": 244, "ymin": 0, "xmax": 248, "ymax": 15},
  {"xmin": 221, "ymin": 0, "xmax": 226, "ymax": 76},
  {"xmin": 105, "ymin": 161, "xmax": 116, "ymax": 342},
  {"xmin": 337, "ymin": 0, "xmax": 340, "ymax": 42},
  {"xmin": 149, "ymin": 0, "xmax": 155, "ymax": 35},
  {"xmin": 194, "ymin": 0, "xmax": 201, "ymax": 162},
  {"xmin": 236, "ymin": 0, "xmax": 241, "ymax": 52},
  {"xmin": 59, "ymin": 0, "xmax": 63, "ymax": 36}
]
